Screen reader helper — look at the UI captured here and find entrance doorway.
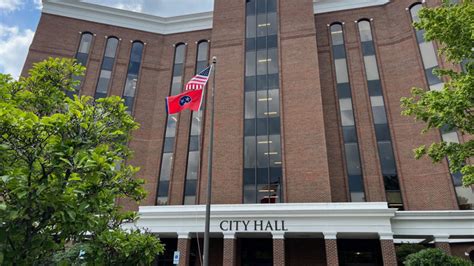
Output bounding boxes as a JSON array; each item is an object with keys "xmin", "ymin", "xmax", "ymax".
[{"xmin": 240, "ymin": 238, "xmax": 273, "ymax": 266}]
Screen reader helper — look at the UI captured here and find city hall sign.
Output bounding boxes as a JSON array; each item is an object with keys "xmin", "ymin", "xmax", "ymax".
[{"xmin": 219, "ymin": 220, "xmax": 288, "ymax": 232}]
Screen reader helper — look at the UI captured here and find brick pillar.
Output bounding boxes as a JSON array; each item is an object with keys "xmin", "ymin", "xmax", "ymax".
[
  {"xmin": 177, "ymin": 232, "xmax": 191, "ymax": 266},
  {"xmin": 434, "ymin": 235, "xmax": 451, "ymax": 255},
  {"xmin": 223, "ymin": 232, "xmax": 237, "ymax": 266},
  {"xmin": 324, "ymin": 232, "xmax": 339, "ymax": 266},
  {"xmin": 272, "ymin": 233, "xmax": 285, "ymax": 266},
  {"xmin": 379, "ymin": 233, "xmax": 397, "ymax": 266}
]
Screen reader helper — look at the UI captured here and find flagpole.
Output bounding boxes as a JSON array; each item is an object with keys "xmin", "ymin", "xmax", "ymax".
[{"xmin": 203, "ymin": 56, "xmax": 216, "ymax": 266}]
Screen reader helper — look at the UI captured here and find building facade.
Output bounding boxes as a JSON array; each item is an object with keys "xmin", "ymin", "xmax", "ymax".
[{"xmin": 23, "ymin": 0, "xmax": 474, "ymax": 265}]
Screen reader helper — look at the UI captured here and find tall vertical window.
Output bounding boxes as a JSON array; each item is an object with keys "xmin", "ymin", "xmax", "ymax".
[
  {"xmin": 358, "ymin": 20, "xmax": 402, "ymax": 208},
  {"xmin": 123, "ymin": 41, "xmax": 144, "ymax": 113},
  {"xmin": 183, "ymin": 41, "xmax": 209, "ymax": 205},
  {"xmin": 156, "ymin": 43, "xmax": 186, "ymax": 205},
  {"xmin": 69, "ymin": 32, "xmax": 93, "ymax": 98},
  {"xmin": 95, "ymin": 37, "xmax": 119, "ymax": 99},
  {"xmin": 244, "ymin": 0, "xmax": 282, "ymax": 204},
  {"xmin": 330, "ymin": 23, "xmax": 366, "ymax": 202},
  {"xmin": 410, "ymin": 3, "xmax": 473, "ymax": 209}
]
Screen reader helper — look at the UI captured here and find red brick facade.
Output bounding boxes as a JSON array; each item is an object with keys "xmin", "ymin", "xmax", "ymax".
[{"xmin": 21, "ymin": 0, "xmax": 473, "ymax": 265}]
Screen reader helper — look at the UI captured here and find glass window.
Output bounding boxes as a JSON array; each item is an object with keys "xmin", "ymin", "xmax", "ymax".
[
  {"xmin": 122, "ymin": 41, "xmax": 143, "ymax": 112},
  {"xmin": 104, "ymin": 37, "xmax": 119, "ymax": 58},
  {"xmin": 334, "ymin": 58, "xmax": 349, "ymax": 83},
  {"xmin": 372, "ymin": 106, "xmax": 387, "ymax": 124},
  {"xmin": 330, "ymin": 24, "xmax": 344, "ymax": 45},
  {"xmin": 342, "ymin": 126, "xmax": 357, "ymax": 143},
  {"xmin": 174, "ymin": 44, "xmax": 186, "ymax": 64},
  {"xmin": 419, "ymin": 41, "xmax": 439, "ymax": 69},
  {"xmin": 410, "ymin": 4, "xmax": 422, "ymax": 22},
  {"xmin": 159, "ymin": 153, "xmax": 173, "ymax": 181},
  {"xmin": 78, "ymin": 33, "xmax": 93, "ymax": 54},
  {"xmin": 245, "ymin": 91, "xmax": 256, "ymax": 119},
  {"xmin": 246, "ymin": 51, "xmax": 256, "ymax": 76},
  {"xmin": 257, "ymin": 135, "xmax": 270, "ymax": 168},
  {"xmin": 363, "ymin": 55, "xmax": 380, "ymax": 81},
  {"xmin": 245, "ymin": 136, "xmax": 257, "ymax": 168},
  {"xmin": 378, "ymin": 141, "xmax": 397, "ymax": 175},
  {"xmin": 332, "ymin": 45, "xmax": 346, "ymax": 59},
  {"xmin": 267, "ymin": 12, "xmax": 277, "ymax": 35},
  {"xmin": 96, "ymin": 70, "xmax": 111, "ymax": 94},
  {"xmin": 344, "ymin": 143, "xmax": 362, "ymax": 176},
  {"xmin": 358, "ymin": 21, "xmax": 372, "ymax": 42},
  {"xmin": 341, "ymin": 110, "xmax": 355, "ymax": 126},
  {"xmin": 197, "ymin": 41, "xmax": 209, "ymax": 61},
  {"xmin": 267, "ymin": 48, "xmax": 278, "ymax": 74}
]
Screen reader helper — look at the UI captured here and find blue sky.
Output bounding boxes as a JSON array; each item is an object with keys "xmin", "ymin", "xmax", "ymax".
[{"xmin": 0, "ymin": 0, "xmax": 213, "ymax": 79}]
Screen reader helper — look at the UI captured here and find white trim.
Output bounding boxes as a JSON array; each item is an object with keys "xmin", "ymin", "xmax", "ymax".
[
  {"xmin": 133, "ymin": 203, "xmax": 474, "ymax": 241},
  {"xmin": 313, "ymin": 0, "xmax": 390, "ymax": 14},
  {"xmin": 41, "ymin": 0, "xmax": 395, "ymax": 35},
  {"xmin": 42, "ymin": 0, "xmax": 213, "ymax": 35},
  {"xmin": 272, "ymin": 232, "xmax": 286, "ymax": 239},
  {"xmin": 177, "ymin": 232, "xmax": 191, "ymax": 239}
]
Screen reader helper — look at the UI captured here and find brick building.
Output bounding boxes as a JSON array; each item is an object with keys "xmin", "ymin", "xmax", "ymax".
[{"xmin": 23, "ymin": 0, "xmax": 474, "ymax": 265}]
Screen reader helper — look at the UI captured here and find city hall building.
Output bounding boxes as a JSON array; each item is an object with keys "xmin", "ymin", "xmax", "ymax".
[{"xmin": 23, "ymin": 0, "xmax": 473, "ymax": 265}]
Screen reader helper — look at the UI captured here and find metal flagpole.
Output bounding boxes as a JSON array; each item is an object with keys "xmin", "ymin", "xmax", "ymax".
[{"xmin": 203, "ymin": 56, "xmax": 217, "ymax": 266}]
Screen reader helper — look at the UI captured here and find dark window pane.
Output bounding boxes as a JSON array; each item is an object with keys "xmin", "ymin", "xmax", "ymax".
[
  {"xmin": 384, "ymin": 175, "xmax": 400, "ymax": 191},
  {"xmin": 245, "ymin": 76, "xmax": 257, "ymax": 91},
  {"xmin": 244, "ymin": 185, "xmax": 256, "ymax": 203},
  {"xmin": 246, "ymin": 0, "xmax": 256, "ymax": 15},
  {"xmin": 270, "ymin": 167, "xmax": 282, "ymax": 183},
  {"xmin": 267, "ymin": 35, "xmax": 277, "ymax": 49},
  {"xmin": 246, "ymin": 38, "xmax": 256, "ymax": 51},
  {"xmin": 164, "ymin": 137, "xmax": 175, "ymax": 153},
  {"xmin": 244, "ymin": 168, "xmax": 256, "ymax": 185},
  {"xmin": 345, "ymin": 143, "xmax": 362, "ymax": 175},
  {"xmin": 123, "ymin": 96, "xmax": 134, "ymax": 111},
  {"xmin": 128, "ymin": 61, "xmax": 141, "ymax": 75},
  {"xmin": 367, "ymin": 80, "xmax": 382, "ymax": 96},
  {"xmin": 173, "ymin": 63, "xmax": 184, "ymax": 76},
  {"xmin": 332, "ymin": 45, "xmax": 346, "ymax": 59},
  {"xmin": 94, "ymin": 92, "xmax": 107, "ymax": 99},
  {"xmin": 425, "ymin": 67, "xmax": 442, "ymax": 86},
  {"xmin": 76, "ymin": 53, "xmax": 88, "ymax": 66},
  {"xmin": 342, "ymin": 126, "xmax": 357, "ymax": 143},
  {"xmin": 337, "ymin": 83, "xmax": 351, "ymax": 98},
  {"xmin": 184, "ymin": 180, "xmax": 197, "ymax": 196},
  {"xmin": 245, "ymin": 119, "xmax": 256, "ymax": 136},
  {"xmin": 267, "ymin": 12, "xmax": 277, "ymax": 35},
  {"xmin": 245, "ymin": 91, "xmax": 256, "ymax": 119},
  {"xmin": 267, "ymin": 0, "xmax": 276, "ymax": 12},
  {"xmin": 268, "ymin": 117, "xmax": 280, "ymax": 135},
  {"xmin": 256, "ymin": 13, "xmax": 267, "ymax": 37},
  {"xmin": 257, "ymin": 75, "xmax": 267, "ymax": 90},
  {"xmin": 378, "ymin": 141, "xmax": 397, "ymax": 175},
  {"xmin": 256, "ymin": 36, "xmax": 266, "ymax": 50},
  {"xmin": 257, "ymin": 168, "xmax": 268, "ymax": 184},
  {"xmin": 130, "ymin": 42, "xmax": 144, "ymax": 62},
  {"xmin": 361, "ymin": 41, "xmax": 375, "ymax": 56},
  {"xmin": 348, "ymin": 175, "xmax": 364, "ymax": 192},
  {"xmin": 256, "ymin": 136, "xmax": 269, "ymax": 168},
  {"xmin": 374, "ymin": 124, "xmax": 391, "ymax": 141},
  {"xmin": 158, "ymin": 181, "xmax": 169, "ymax": 196},
  {"xmin": 256, "ymin": 0, "xmax": 266, "ymax": 14},
  {"xmin": 102, "ymin": 57, "xmax": 115, "ymax": 71},
  {"xmin": 267, "ymin": 73, "xmax": 279, "ymax": 89},
  {"xmin": 256, "ymin": 118, "xmax": 268, "ymax": 136},
  {"xmin": 189, "ymin": 135, "xmax": 199, "ymax": 151},
  {"xmin": 268, "ymin": 48, "xmax": 278, "ymax": 74},
  {"xmin": 246, "ymin": 15, "xmax": 256, "ymax": 38}
]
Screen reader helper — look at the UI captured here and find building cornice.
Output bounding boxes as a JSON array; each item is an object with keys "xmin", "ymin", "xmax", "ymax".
[
  {"xmin": 42, "ymin": 0, "xmax": 392, "ymax": 35},
  {"xmin": 312, "ymin": 0, "xmax": 390, "ymax": 14},
  {"xmin": 42, "ymin": 0, "xmax": 213, "ymax": 35}
]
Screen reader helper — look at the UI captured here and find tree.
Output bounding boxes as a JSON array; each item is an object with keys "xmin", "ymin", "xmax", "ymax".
[
  {"xmin": 404, "ymin": 248, "xmax": 471, "ymax": 266},
  {"xmin": 0, "ymin": 58, "xmax": 163, "ymax": 264},
  {"xmin": 396, "ymin": 243, "xmax": 427, "ymax": 265},
  {"xmin": 401, "ymin": 0, "xmax": 474, "ymax": 186}
]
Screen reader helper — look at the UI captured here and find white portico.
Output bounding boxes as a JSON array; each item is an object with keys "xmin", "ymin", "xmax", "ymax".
[{"xmin": 130, "ymin": 202, "xmax": 474, "ymax": 265}]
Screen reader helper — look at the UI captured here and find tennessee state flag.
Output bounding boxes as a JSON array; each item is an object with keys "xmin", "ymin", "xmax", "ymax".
[
  {"xmin": 165, "ymin": 66, "xmax": 211, "ymax": 114},
  {"xmin": 166, "ymin": 89, "xmax": 204, "ymax": 114}
]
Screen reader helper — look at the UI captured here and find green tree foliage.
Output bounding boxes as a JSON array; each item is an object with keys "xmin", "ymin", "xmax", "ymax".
[
  {"xmin": 404, "ymin": 248, "xmax": 471, "ymax": 266},
  {"xmin": 0, "ymin": 58, "xmax": 163, "ymax": 264},
  {"xmin": 401, "ymin": 0, "xmax": 474, "ymax": 186},
  {"xmin": 396, "ymin": 243, "xmax": 427, "ymax": 265}
]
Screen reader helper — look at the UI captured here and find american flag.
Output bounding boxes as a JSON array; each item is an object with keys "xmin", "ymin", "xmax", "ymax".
[{"xmin": 185, "ymin": 66, "xmax": 212, "ymax": 91}]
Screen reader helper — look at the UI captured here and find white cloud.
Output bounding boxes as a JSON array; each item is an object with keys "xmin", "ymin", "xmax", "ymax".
[
  {"xmin": 0, "ymin": 0, "xmax": 23, "ymax": 12},
  {"xmin": 33, "ymin": 0, "xmax": 42, "ymax": 9},
  {"xmin": 0, "ymin": 24, "xmax": 35, "ymax": 79}
]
